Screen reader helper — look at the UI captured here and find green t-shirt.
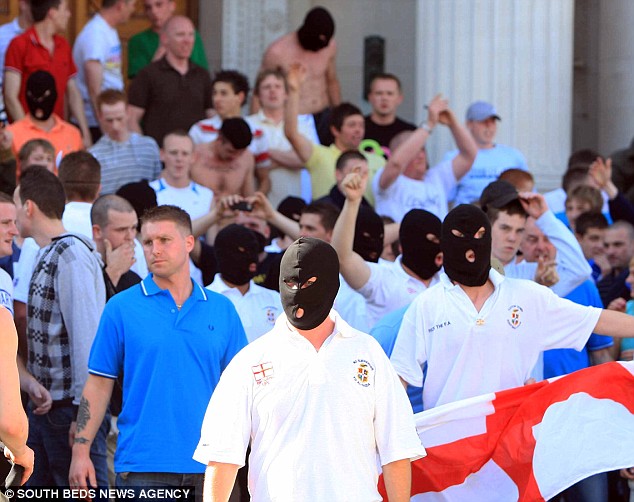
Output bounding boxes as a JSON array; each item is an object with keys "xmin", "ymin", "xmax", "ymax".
[{"xmin": 127, "ymin": 28, "xmax": 209, "ymax": 78}]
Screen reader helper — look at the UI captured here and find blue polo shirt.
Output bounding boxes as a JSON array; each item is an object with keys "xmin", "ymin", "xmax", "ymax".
[{"xmin": 88, "ymin": 274, "xmax": 247, "ymax": 473}]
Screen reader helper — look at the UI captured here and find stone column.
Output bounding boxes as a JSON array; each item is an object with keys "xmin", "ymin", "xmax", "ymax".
[
  {"xmin": 414, "ymin": 0, "xmax": 575, "ymax": 191},
  {"xmin": 220, "ymin": 0, "xmax": 290, "ymax": 92},
  {"xmin": 596, "ymin": 0, "xmax": 634, "ymax": 156}
]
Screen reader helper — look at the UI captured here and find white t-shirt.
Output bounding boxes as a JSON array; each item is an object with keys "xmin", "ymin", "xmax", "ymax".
[
  {"xmin": 0, "ymin": 17, "xmax": 24, "ymax": 99},
  {"xmin": 206, "ymin": 276, "xmax": 281, "ymax": 343},
  {"xmin": 13, "ymin": 237, "xmax": 40, "ymax": 303},
  {"xmin": 372, "ymin": 160, "xmax": 456, "ymax": 221},
  {"xmin": 246, "ymin": 110, "xmax": 318, "ymax": 206},
  {"xmin": 188, "ymin": 114, "xmax": 271, "ymax": 169},
  {"xmin": 334, "ymin": 275, "xmax": 369, "ymax": 333},
  {"xmin": 73, "ymin": 13, "xmax": 124, "ymax": 127},
  {"xmin": 357, "ymin": 256, "xmax": 439, "ymax": 329},
  {"xmin": 0, "ymin": 267, "xmax": 14, "ymax": 315},
  {"xmin": 62, "ymin": 202, "xmax": 93, "ymax": 240},
  {"xmin": 391, "ymin": 269, "xmax": 602, "ymax": 410},
  {"xmin": 149, "ymin": 179, "xmax": 213, "ymax": 221},
  {"xmin": 194, "ymin": 311, "xmax": 424, "ymax": 501}
]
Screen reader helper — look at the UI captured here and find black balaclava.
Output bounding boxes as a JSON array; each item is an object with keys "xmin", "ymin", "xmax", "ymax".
[
  {"xmin": 26, "ymin": 70, "xmax": 57, "ymax": 121},
  {"xmin": 215, "ymin": 224, "xmax": 259, "ymax": 286},
  {"xmin": 441, "ymin": 204, "xmax": 491, "ymax": 286},
  {"xmin": 279, "ymin": 237, "xmax": 339, "ymax": 330},
  {"xmin": 399, "ymin": 209, "xmax": 442, "ymax": 280},
  {"xmin": 221, "ymin": 117, "xmax": 253, "ymax": 149},
  {"xmin": 297, "ymin": 7, "xmax": 335, "ymax": 52},
  {"xmin": 354, "ymin": 205, "xmax": 384, "ymax": 263}
]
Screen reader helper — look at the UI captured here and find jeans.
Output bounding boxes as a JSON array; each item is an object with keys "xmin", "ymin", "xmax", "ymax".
[
  {"xmin": 26, "ymin": 403, "xmax": 110, "ymax": 497},
  {"xmin": 115, "ymin": 472, "xmax": 203, "ymax": 502},
  {"xmin": 552, "ymin": 472, "xmax": 608, "ymax": 502}
]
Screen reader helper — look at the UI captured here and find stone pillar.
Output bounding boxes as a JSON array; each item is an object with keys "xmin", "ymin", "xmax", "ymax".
[
  {"xmin": 596, "ymin": 0, "xmax": 634, "ymax": 156},
  {"xmin": 414, "ymin": 0, "xmax": 575, "ymax": 191},
  {"xmin": 220, "ymin": 0, "xmax": 290, "ymax": 93}
]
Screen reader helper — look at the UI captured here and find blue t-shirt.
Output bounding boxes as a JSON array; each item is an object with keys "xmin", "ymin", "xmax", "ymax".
[
  {"xmin": 444, "ymin": 144, "xmax": 528, "ymax": 205},
  {"xmin": 88, "ymin": 275, "xmax": 247, "ymax": 473},
  {"xmin": 370, "ymin": 305, "xmax": 423, "ymax": 413},
  {"xmin": 543, "ymin": 279, "xmax": 612, "ymax": 379}
]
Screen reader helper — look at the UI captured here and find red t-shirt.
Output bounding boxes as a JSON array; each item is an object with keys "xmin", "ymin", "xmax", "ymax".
[{"xmin": 4, "ymin": 26, "xmax": 77, "ymax": 121}]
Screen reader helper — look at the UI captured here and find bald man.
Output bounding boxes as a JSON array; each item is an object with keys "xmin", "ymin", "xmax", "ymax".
[{"xmin": 128, "ymin": 15, "xmax": 213, "ymax": 145}]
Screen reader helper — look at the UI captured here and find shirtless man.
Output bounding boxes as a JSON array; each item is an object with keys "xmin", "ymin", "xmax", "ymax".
[
  {"xmin": 191, "ymin": 117, "xmax": 255, "ymax": 198},
  {"xmin": 255, "ymin": 7, "xmax": 340, "ymax": 145}
]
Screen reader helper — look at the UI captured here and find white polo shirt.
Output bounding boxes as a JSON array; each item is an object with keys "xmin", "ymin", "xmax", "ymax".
[
  {"xmin": 194, "ymin": 311, "xmax": 424, "ymax": 501},
  {"xmin": 357, "ymin": 256, "xmax": 439, "ymax": 329},
  {"xmin": 206, "ymin": 276, "xmax": 281, "ymax": 343},
  {"xmin": 391, "ymin": 269, "xmax": 602, "ymax": 410},
  {"xmin": 188, "ymin": 114, "xmax": 271, "ymax": 169},
  {"xmin": 372, "ymin": 160, "xmax": 456, "ymax": 222},
  {"xmin": 149, "ymin": 179, "xmax": 213, "ymax": 220}
]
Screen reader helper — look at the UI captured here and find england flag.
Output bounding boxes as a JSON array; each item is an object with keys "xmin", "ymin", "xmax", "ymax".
[{"xmin": 379, "ymin": 361, "xmax": 634, "ymax": 501}]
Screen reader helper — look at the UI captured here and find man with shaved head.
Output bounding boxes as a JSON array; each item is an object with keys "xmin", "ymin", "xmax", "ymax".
[
  {"xmin": 128, "ymin": 14, "xmax": 213, "ymax": 145},
  {"xmin": 127, "ymin": 0, "xmax": 208, "ymax": 79}
]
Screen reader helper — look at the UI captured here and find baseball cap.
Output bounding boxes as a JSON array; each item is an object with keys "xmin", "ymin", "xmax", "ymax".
[
  {"xmin": 479, "ymin": 180, "xmax": 519, "ymax": 212},
  {"xmin": 466, "ymin": 101, "xmax": 501, "ymax": 122}
]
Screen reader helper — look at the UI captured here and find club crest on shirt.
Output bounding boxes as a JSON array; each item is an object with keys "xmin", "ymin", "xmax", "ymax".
[
  {"xmin": 507, "ymin": 305, "xmax": 523, "ymax": 329},
  {"xmin": 353, "ymin": 359, "xmax": 374, "ymax": 387},
  {"xmin": 252, "ymin": 362, "xmax": 274, "ymax": 386},
  {"xmin": 264, "ymin": 307, "xmax": 277, "ymax": 325}
]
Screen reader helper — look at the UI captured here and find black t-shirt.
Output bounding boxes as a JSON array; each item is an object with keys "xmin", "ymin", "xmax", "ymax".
[{"xmin": 364, "ymin": 116, "xmax": 416, "ymax": 150}]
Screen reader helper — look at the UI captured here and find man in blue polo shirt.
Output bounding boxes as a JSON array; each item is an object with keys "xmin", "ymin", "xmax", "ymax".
[{"xmin": 68, "ymin": 205, "xmax": 247, "ymax": 499}]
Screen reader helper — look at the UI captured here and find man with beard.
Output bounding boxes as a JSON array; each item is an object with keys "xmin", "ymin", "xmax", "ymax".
[
  {"xmin": 195, "ymin": 237, "xmax": 424, "ymax": 501},
  {"xmin": 391, "ymin": 204, "xmax": 634, "ymax": 411}
]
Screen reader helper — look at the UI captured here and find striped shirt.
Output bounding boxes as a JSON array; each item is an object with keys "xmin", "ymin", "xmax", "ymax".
[{"xmin": 89, "ymin": 132, "xmax": 162, "ymax": 195}]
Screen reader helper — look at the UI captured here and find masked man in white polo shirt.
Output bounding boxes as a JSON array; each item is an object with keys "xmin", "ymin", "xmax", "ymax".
[
  {"xmin": 391, "ymin": 204, "xmax": 634, "ymax": 410},
  {"xmin": 195, "ymin": 237, "xmax": 424, "ymax": 501}
]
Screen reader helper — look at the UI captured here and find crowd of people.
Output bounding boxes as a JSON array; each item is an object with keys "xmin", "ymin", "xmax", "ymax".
[{"xmin": 1, "ymin": 1, "xmax": 634, "ymax": 501}]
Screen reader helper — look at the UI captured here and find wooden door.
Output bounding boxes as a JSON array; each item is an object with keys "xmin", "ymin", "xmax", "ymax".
[
  {"xmin": 69, "ymin": 0, "xmax": 197, "ymax": 84},
  {"xmin": 0, "ymin": 0, "xmax": 17, "ymax": 25},
  {"xmin": 0, "ymin": 1, "xmax": 198, "ymax": 83}
]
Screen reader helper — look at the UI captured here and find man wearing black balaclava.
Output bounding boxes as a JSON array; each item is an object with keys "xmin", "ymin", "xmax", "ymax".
[
  {"xmin": 331, "ymin": 171, "xmax": 443, "ymax": 328},
  {"xmin": 195, "ymin": 236, "xmax": 425, "ymax": 501},
  {"xmin": 4, "ymin": 71, "xmax": 83, "ymax": 173},
  {"xmin": 207, "ymin": 224, "xmax": 282, "ymax": 343},
  {"xmin": 390, "ymin": 203, "xmax": 634, "ymax": 412},
  {"xmin": 255, "ymin": 6, "xmax": 341, "ymax": 145}
]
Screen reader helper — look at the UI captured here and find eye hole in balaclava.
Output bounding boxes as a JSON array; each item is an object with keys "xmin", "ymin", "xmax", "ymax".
[
  {"xmin": 442, "ymin": 205, "xmax": 491, "ymax": 287},
  {"xmin": 279, "ymin": 238, "xmax": 339, "ymax": 330}
]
